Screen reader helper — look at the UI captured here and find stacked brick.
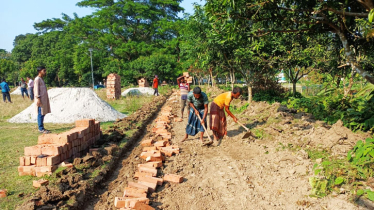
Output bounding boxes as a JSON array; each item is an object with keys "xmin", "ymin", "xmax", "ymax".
[
  {"xmin": 114, "ymin": 105, "xmax": 183, "ymax": 209},
  {"xmin": 107, "ymin": 73, "xmax": 121, "ymax": 99},
  {"xmin": 138, "ymin": 78, "xmax": 149, "ymax": 88},
  {"xmin": 18, "ymin": 119, "xmax": 101, "ymax": 177},
  {"xmin": 183, "ymin": 72, "xmax": 193, "ymax": 84}
]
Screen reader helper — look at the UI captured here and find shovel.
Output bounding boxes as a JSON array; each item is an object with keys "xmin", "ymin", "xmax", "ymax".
[
  {"xmin": 195, "ymin": 111, "xmax": 213, "ymax": 145},
  {"xmin": 236, "ymin": 121, "xmax": 253, "ymax": 139}
]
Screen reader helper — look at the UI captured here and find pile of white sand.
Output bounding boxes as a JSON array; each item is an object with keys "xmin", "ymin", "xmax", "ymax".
[
  {"xmin": 10, "ymin": 87, "xmax": 22, "ymax": 95},
  {"xmin": 121, "ymin": 87, "xmax": 155, "ymax": 96},
  {"xmin": 9, "ymin": 88, "xmax": 126, "ymax": 123}
]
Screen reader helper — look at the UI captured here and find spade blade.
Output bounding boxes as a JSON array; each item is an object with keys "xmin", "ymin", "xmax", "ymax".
[{"xmin": 242, "ymin": 131, "xmax": 252, "ymax": 139}]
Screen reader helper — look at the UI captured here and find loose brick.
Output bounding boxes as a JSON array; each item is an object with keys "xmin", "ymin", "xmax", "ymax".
[
  {"xmin": 138, "ymin": 176, "xmax": 163, "ymax": 186},
  {"xmin": 154, "ymin": 141, "xmax": 167, "ymax": 147},
  {"xmin": 123, "ymin": 187, "xmax": 147, "ymax": 198},
  {"xmin": 134, "ymin": 172, "xmax": 154, "ymax": 178},
  {"xmin": 138, "ymin": 181, "xmax": 157, "ymax": 193},
  {"xmin": 142, "ymin": 147, "xmax": 157, "ymax": 152},
  {"xmin": 164, "ymin": 174, "xmax": 183, "ymax": 183},
  {"xmin": 138, "ymin": 166, "xmax": 157, "ymax": 176},
  {"xmin": 128, "ymin": 182, "xmax": 149, "ymax": 192},
  {"xmin": 0, "ymin": 189, "xmax": 7, "ymax": 198},
  {"xmin": 145, "ymin": 156, "xmax": 163, "ymax": 162},
  {"xmin": 138, "ymin": 162, "xmax": 162, "ymax": 169},
  {"xmin": 114, "ymin": 197, "xmax": 127, "ymax": 208},
  {"xmin": 140, "ymin": 139, "xmax": 154, "ymax": 147},
  {"xmin": 123, "ymin": 198, "xmax": 149, "ymax": 208},
  {"xmin": 133, "ymin": 202, "xmax": 155, "ymax": 210},
  {"xmin": 33, "ymin": 179, "xmax": 49, "ymax": 188},
  {"xmin": 24, "ymin": 145, "xmax": 42, "ymax": 156}
]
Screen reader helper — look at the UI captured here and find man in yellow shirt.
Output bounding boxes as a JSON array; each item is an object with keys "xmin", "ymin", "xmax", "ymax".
[{"xmin": 210, "ymin": 87, "xmax": 242, "ymax": 144}]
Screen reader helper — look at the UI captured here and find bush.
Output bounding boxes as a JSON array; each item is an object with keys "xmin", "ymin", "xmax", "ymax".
[
  {"xmin": 287, "ymin": 94, "xmax": 374, "ymax": 132},
  {"xmin": 253, "ymin": 90, "xmax": 303, "ymax": 104}
]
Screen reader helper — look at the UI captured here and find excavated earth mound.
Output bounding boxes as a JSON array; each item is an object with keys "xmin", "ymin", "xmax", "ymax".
[
  {"xmin": 8, "ymin": 88, "xmax": 126, "ymax": 123},
  {"xmin": 121, "ymin": 87, "xmax": 155, "ymax": 96},
  {"xmin": 10, "ymin": 87, "xmax": 22, "ymax": 95}
]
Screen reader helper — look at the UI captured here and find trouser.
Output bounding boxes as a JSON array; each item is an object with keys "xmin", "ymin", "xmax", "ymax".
[
  {"xmin": 28, "ymin": 87, "xmax": 34, "ymax": 100},
  {"xmin": 2, "ymin": 92, "xmax": 11, "ymax": 102},
  {"xmin": 21, "ymin": 88, "xmax": 29, "ymax": 98},
  {"xmin": 38, "ymin": 107, "xmax": 45, "ymax": 131},
  {"xmin": 154, "ymin": 88, "xmax": 159, "ymax": 96}
]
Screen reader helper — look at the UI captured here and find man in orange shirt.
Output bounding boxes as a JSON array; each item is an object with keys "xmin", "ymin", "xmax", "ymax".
[
  {"xmin": 210, "ymin": 87, "xmax": 242, "ymax": 145},
  {"xmin": 153, "ymin": 75, "xmax": 159, "ymax": 96}
]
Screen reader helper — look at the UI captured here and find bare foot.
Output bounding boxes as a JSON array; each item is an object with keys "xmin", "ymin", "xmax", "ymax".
[{"xmin": 180, "ymin": 136, "xmax": 188, "ymax": 143}]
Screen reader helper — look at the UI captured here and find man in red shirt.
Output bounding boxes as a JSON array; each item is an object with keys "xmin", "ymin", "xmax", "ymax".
[{"xmin": 153, "ymin": 75, "xmax": 159, "ymax": 96}]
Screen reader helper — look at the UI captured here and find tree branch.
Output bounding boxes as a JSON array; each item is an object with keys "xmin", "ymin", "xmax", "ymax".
[{"xmin": 326, "ymin": 7, "xmax": 369, "ymax": 17}]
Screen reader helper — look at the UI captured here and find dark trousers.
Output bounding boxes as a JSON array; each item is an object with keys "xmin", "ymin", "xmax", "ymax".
[
  {"xmin": 2, "ymin": 92, "xmax": 11, "ymax": 102},
  {"xmin": 154, "ymin": 88, "xmax": 159, "ymax": 96},
  {"xmin": 21, "ymin": 88, "xmax": 29, "ymax": 98},
  {"xmin": 28, "ymin": 87, "xmax": 34, "ymax": 100},
  {"xmin": 38, "ymin": 107, "xmax": 45, "ymax": 131}
]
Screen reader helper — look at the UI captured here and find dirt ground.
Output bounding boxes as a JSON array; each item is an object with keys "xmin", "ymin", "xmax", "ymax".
[{"xmin": 84, "ymin": 92, "xmax": 373, "ymax": 210}]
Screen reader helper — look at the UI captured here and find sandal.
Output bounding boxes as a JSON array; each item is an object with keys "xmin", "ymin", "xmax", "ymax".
[{"xmin": 39, "ymin": 129, "xmax": 51, "ymax": 134}]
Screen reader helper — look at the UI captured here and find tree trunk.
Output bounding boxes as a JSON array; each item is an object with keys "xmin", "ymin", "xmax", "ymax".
[
  {"xmin": 225, "ymin": 75, "xmax": 228, "ymax": 87},
  {"xmin": 209, "ymin": 69, "xmax": 215, "ymax": 87},
  {"xmin": 344, "ymin": 71, "xmax": 355, "ymax": 96},
  {"xmin": 247, "ymin": 85, "xmax": 252, "ymax": 103},
  {"xmin": 293, "ymin": 81, "xmax": 297, "ymax": 96},
  {"xmin": 338, "ymin": 32, "xmax": 374, "ymax": 84}
]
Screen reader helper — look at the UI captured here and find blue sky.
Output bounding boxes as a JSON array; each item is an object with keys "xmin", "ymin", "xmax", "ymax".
[{"xmin": 0, "ymin": 0, "xmax": 205, "ymax": 52}]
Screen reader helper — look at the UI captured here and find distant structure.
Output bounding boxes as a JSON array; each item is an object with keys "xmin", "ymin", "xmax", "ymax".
[
  {"xmin": 106, "ymin": 73, "xmax": 121, "ymax": 99},
  {"xmin": 138, "ymin": 78, "xmax": 150, "ymax": 87}
]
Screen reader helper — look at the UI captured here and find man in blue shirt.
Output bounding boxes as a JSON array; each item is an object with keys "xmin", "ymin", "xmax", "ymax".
[
  {"xmin": 0, "ymin": 78, "xmax": 12, "ymax": 103},
  {"xmin": 181, "ymin": 86, "xmax": 209, "ymax": 144}
]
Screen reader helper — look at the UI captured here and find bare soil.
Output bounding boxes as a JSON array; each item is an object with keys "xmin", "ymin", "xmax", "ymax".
[{"xmin": 82, "ymin": 91, "xmax": 373, "ymax": 210}]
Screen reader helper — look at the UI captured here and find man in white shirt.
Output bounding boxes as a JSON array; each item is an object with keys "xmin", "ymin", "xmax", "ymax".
[{"xmin": 27, "ymin": 77, "xmax": 34, "ymax": 101}]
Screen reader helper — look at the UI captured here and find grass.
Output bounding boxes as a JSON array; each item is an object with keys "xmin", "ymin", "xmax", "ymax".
[{"xmin": 0, "ymin": 86, "xmax": 168, "ymax": 210}]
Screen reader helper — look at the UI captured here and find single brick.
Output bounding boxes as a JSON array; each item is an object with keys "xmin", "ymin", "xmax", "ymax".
[
  {"xmin": 41, "ymin": 145, "xmax": 62, "ymax": 156},
  {"xmin": 142, "ymin": 147, "xmax": 157, "ymax": 152},
  {"xmin": 24, "ymin": 145, "xmax": 42, "ymax": 156},
  {"xmin": 138, "ymin": 167, "xmax": 157, "ymax": 176},
  {"xmin": 37, "ymin": 134, "xmax": 60, "ymax": 145},
  {"xmin": 123, "ymin": 187, "xmax": 147, "ymax": 198},
  {"xmin": 19, "ymin": 157, "xmax": 25, "ymax": 166},
  {"xmin": 146, "ymin": 156, "xmax": 163, "ymax": 162},
  {"xmin": 134, "ymin": 172, "xmax": 154, "ymax": 179},
  {"xmin": 46, "ymin": 155, "xmax": 60, "ymax": 166},
  {"xmin": 154, "ymin": 141, "xmax": 167, "ymax": 147},
  {"xmin": 164, "ymin": 174, "xmax": 183, "ymax": 183},
  {"xmin": 128, "ymin": 182, "xmax": 149, "ymax": 192},
  {"xmin": 133, "ymin": 202, "xmax": 155, "ymax": 210},
  {"xmin": 0, "ymin": 189, "xmax": 7, "ymax": 198},
  {"xmin": 36, "ymin": 157, "xmax": 47, "ymax": 167},
  {"xmin": 138, "ymin": 176, "xmax": 163, "ymax": 186},
  {"xmin": 138, "ymin": 162, "xmax": 162, "ymax": 169},
  {"xmin": 32, "ymin": 179, "xmax": 49, "ymax": 188},
  {"xmin": 24, "ymin": 156, "xmax": 31, "ymax": 166},
  {"xmin": 138, "ymin": 181, "xmax": 157, "ymax": 193},
  {"xmin": 123, "ymin": 198, "xmax": 149, "ymax": 208},
  {"xmin": 75, "ymin": 119, "xmax": 95, "ymax": 128},
  {"xmin": 114, "ymin": 197, "xmax": 127, "ymax": 208},
  {"xmin": 140, "ymin": 139, "xmax": 154, "ymax": 147}
]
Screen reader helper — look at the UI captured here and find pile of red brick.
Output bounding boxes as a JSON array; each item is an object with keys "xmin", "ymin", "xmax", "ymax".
[
  {"xmin": 114, "ymin": 106, "xmax": 183, "ymax": 209},
  {"xmin": 18, "ymin": 119, "xmax": 101, "ymax": 177},
  {"xmin": 107, "ymin": 73, "xmax": 121, "ymax": 99}
]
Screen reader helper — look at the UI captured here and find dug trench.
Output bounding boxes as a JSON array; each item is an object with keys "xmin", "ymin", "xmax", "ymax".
[
  {"xmin": 16, "ymin": 91, "xmax": 172, "ymax": 210},
  {"xmin": 86, "ymin": 89, "xmax": 373, "ymax": 209}
]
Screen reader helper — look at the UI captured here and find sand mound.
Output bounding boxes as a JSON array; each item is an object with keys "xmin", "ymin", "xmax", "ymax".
[
  {"xmin": 8, "ymin": 88, "xmax": 126, "ymax": 123},
  {"xmin": 10, "ymin": 87, "xmax": 22, "ymax": 95},
  {"xmin": 121, "ymin": 87, "xmax": 155, "ymax": 96}
]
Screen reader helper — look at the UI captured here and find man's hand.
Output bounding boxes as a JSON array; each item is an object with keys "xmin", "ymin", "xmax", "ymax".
[
  {"xmin": 202, "ymin": 117, "xmax": 206, "ymax": 123},
  {"xmin": 194, "ymin": 109, "xmax": 200, "ymax": 117},
  {"xmin": 36, "ymin": 98, "xmax": 42, "ymax": 107}
]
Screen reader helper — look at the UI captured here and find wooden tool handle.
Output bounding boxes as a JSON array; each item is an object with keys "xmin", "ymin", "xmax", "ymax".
[
  {"xmin": 196, "ymin": 113, "xmax": 213, "ymax": 142},
  {"xmin": 237, "ymin": 121, "xmax": 249, "ymax": 131}
]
